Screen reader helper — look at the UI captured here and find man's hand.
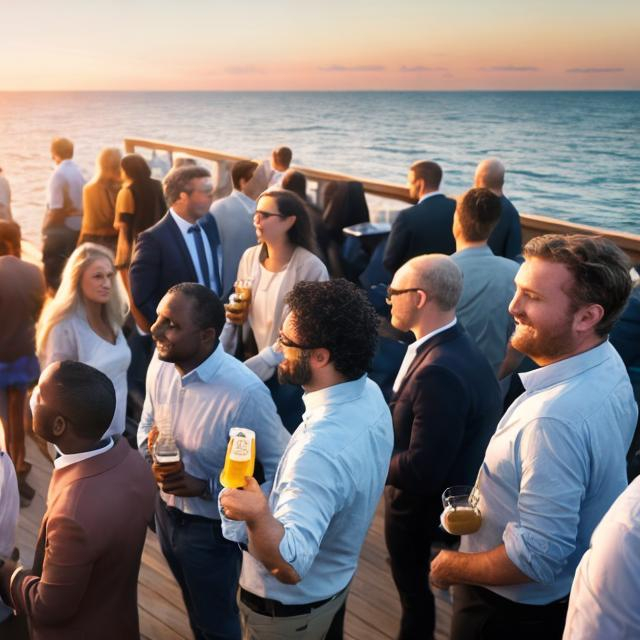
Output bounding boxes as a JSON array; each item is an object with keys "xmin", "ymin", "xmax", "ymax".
[
  {"xmin": 219, "ymin": 477, "xmax": 269, "ymax": 525},
  {"xmin": 430, "ymin": 550, "xmax": 457, "ymax": 590},
  {"xmin": 152, "ymin": 461, "xmax": 207, "ymax": 497}
]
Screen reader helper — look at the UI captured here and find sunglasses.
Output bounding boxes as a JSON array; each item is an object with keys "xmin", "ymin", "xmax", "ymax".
[
  {"xmin": 277, "ymin": 331, "xmax": 321, "ymax": 351},
  {"xmin": 385, "ymin": 287, "xmax": 425, "ymax": 303}
]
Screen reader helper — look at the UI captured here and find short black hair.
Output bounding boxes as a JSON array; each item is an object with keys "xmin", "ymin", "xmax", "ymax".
[
  {"xmin": 51, "ymin": 361, "xmax": 116, "ymax": 439},
  {"xmin": 163, "ymin": 165, "xmax": 211, "ymax": 205},
  {"xmin": 285, "ymin": 279, "xmax": 378, "ymax": 380},
  {"xmin": 410, "ymin": 160, "xmax": 442, "ymax": 190},
  {"xmin": 231, "ymin": 160, "xmax": 258, "ymax": 190},
  {"xmin": 121, "ymin": 153, "xmax": 152, "ymax": 182},
  {"xmin": 281, "ymin": 170, "xmax": 307, "ymax": 200},
  {"xmin": 456, "ymin": 188, "xmax": 502, "ymax": 242},
  {"xmin": 167, "ymin": 282, "xmax": 225, "ymax": 337}
]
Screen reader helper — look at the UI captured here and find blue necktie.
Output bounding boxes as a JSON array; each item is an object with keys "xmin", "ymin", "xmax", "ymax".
[{"xmin": 188, "ymin": 225, "xmax": 211, "ymax": 290}]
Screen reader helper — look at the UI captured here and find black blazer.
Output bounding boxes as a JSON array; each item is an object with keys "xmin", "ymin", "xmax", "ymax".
[
  {"xmin": 383, "ymin": 194, "xmax": 457, "ymax": 274},
  {"xmin": 386, "ymin": 324, "xmax": 501, "ymax": 518},
  {"xmin": 129, "ymin": 212, "xmax": 222, "ymax": 326},
  {"xmin": 488, "ymin": 195, "xmax": 522, "ymax": 261}
]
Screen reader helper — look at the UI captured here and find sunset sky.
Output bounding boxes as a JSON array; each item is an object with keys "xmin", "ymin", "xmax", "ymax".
[{"xmin": 1, "ymin": 0, "xmax": 638, "ymax": 90}]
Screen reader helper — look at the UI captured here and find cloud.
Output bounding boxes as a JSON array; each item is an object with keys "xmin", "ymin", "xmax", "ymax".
[
  {"xmin": 480, "ymin": 66, "xmax": 540, "ymax": 72},
  {"xmin": 400, "ymin": 65, "xmax": 448, "ymax": 72},
  {"xmin": 224, "ymin": 65, "xmax": 263, "ymax": 75},
  {"xmin": 565, "ymin": 67, "xmax": 624, "ymax": 73},
  {"xmin": 318, "ymin": 65, "xmax": 385, "ymax": 72}
]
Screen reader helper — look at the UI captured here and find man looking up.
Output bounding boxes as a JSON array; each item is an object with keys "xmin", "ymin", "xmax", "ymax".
[
  {"xmin": 138, "ymin": 283, "xmax": 289, "ymax": 640},
  {"xmin": 430, "ymin": 235, "xmax": 637, "ymax": 640},
  {"xmin": 220, "ymin": 279, "xmax": 393, "ymax": 640},
  {"xmin": 0, "ymin": 361, "xmax": 157, "ymax": 639},
  {"xmin": 42, "ymin": 137, "xmax": 85, "ymax": 292},
  {"xmin": 451, "ymin": 188, "xmax": 520, "ymax": 375},
  {"xmin": 385, "ymin": 254, "xmax": 501, "ymax": 639},
  {"xmin": 473, "ymin": 158, "xmax": 522, "ymax": 261},
  {"xmin": 383, "ymin": 160, "xmax": 457, "ymax": 274}
]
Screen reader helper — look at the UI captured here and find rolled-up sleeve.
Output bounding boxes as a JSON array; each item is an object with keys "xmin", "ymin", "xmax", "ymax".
[{"xmin": 503, "ymin": 418, "xmax": 589, "ymax": 584}]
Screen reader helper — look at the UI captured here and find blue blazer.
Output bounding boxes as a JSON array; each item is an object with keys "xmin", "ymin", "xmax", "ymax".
[
  {"xmin": 129, "ymin": 212, "xmax": 222, "ymax": 326},
  {"xmin": 386, "ymin": 324, "xmax": 501, "ymax": 518},
  {"xmin": 488, "ymin": 195, "xmax": 522, "ymax": 261},
  {"xmin": 383, "ymin": 194, "xmax": 457, "ymax": 274}
]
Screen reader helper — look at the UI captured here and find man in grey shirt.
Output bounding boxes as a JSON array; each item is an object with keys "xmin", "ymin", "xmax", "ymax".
[{"xmin": 451, "ymin": 188, "xmax": 519, "ymax": 375}]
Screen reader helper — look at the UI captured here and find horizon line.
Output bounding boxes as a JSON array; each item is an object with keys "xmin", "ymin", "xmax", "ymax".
[{"xmin": 1, "ymin": 88, "xmax": 639, "ymax": 93}]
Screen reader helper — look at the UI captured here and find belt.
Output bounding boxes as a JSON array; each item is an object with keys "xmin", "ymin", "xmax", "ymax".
[
  {"xmin": 240, "ymin": 586, "xmax": 345, "ymax": 618},
  {"xmin": 162, "ymin": 502, "xmax": 219, "ymax": 525}
]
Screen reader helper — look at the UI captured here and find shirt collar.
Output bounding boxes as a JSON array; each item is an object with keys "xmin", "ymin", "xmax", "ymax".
[
  {"xmin": 452, "ymin": 245, "xmax": 494, "ymax": 258},
  {"xmin": 519, "ymin": 340, "xmax": 612, "ymax": 393},
  {"xmin": 418, "ymin": 190, "xmax": 442, "ymax": 205},
  {"xmin": 232, "ymin": 190, "xmax": 257, "ymax": 213},
  {"xmin": 302, "ymin": 374, "xmax": 368, "ymax": 418},
  {"xmin": 169, "ymin": 208, "xmax": 197, "ymax": 235},
  {"xmin": 407, "ymin": 317, "xmax": 457, "ymax": 355},
  {"xmin": 180, "ymin": 343, "xmax": 225, "ymax": 386},
  {"xmin": 54, "ymin": 437, "xmax": 114, "ymax": 470}
]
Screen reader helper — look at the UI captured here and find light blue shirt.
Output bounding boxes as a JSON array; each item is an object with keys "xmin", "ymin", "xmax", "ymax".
[
  {"xmin": 223, "ymin": 375, "xmax": 393, "ymax": 603},
  {"xmin": 138, "ymin": 344, "xmax": 290, "ymax": 519},
  {"xmin": 451, "ymin": 245, "xmax": 519, "ymax": 373},
  {"xmin": 460, "ymin": 340, "xmax": 637, "ymax": 604}
]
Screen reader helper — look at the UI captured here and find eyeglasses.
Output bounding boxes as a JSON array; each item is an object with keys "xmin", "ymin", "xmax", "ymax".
[
  {"xmin": 254, "ymin": 210, "xmax": 288, "ymax": 220},
  {"xmin": 385, "ymin": 287, "xmax": 425, "ymax": 304},
  {"xmin": 277, "ymin": 331, "xmax": 320, "ymax": 351}
]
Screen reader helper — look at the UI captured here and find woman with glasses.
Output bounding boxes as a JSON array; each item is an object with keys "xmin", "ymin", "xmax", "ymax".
[
  {"xmin": 221, "ymin": 189, "xmax": 328, "ymax": 430},
  {"xmin": 36, "ymin": 243, "xmax": 131, "ymax": 440}
]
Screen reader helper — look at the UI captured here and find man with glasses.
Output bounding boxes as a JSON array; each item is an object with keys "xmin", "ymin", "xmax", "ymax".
[
  {"xmin": 220, "ymin": 279, "xmax": 393, "ymax": 640},
  {"xmin": 129, "ymin": 165, "xmax": 225, "ymax": 331},
  {"xmin": 385, "ymin": 254, "xmax": 501, "ymax": 640}
]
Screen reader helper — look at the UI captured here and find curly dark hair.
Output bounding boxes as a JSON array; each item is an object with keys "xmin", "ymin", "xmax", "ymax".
[
  {"xmin": 523, "ymin": 234, "xmax": 632, "ymax": 337},
  {"xmin": 285, "ymin": 279, "xmax": 378, "ymax": 380}
]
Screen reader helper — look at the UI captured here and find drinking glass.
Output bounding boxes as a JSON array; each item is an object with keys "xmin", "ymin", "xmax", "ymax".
[{"xmin": 440, "ymin": 485, "xmax": 482, "ymax": 535}]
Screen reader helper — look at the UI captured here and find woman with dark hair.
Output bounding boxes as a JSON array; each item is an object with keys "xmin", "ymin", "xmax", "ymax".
[
  {"xmin": 221, "ymin": 190, "xmax": 328, "ymax": 430},
  {"xmin": 113, "ymin": 153, "xmax": 166, "ymax": 281}
]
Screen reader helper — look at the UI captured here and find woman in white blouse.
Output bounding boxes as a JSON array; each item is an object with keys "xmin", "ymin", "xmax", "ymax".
[{"xmin": 36, "ymin": 243, "xmax": 130, "ymax": 439}]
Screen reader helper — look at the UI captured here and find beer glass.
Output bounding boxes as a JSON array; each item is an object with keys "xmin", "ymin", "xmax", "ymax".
[
  {"xmin": 220, "ymin": 428, "xmax": 256, "ymax": 488},
  {"xmin": 441, "ymin": 485, "xmax": 482, "ymax": 535},
  {"xmin": 152, "ymin": 404, "xmax": 180, "ymax": 465}
]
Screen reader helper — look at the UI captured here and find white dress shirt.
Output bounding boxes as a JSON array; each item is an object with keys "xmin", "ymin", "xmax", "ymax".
[
  {"xmin": 47, "ymin": 159, "xmax": 85, "ymax": 230},
  {"xmin": 392, "ymin": 318, "xmax": 457, "ymax": 393},
  {"xmin": 53, "ymin": 437, "xmax": 114, "ymax": 470}
]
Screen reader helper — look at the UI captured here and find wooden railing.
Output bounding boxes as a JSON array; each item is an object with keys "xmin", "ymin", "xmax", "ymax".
[{"xmin": 124, "ymin": 137, "xmax": 640, "ymax": 263}]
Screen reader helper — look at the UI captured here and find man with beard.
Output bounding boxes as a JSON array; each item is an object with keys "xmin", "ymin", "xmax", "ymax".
[
  {"xmin": 430, "ymin": 235, "xmax": 638, "ymax": 640},
  {"xmin": 138, "ymin": 283, "xmax": 289, "ymax": 640},
  {"xmin": 219, "ymin": 279, "xmax": 393, "ymax": 640}
]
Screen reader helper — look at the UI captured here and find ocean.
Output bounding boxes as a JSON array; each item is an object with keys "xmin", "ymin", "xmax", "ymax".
[{"xmin": 0, "ymin": 91, "xmax": 638, "ymax": 245}]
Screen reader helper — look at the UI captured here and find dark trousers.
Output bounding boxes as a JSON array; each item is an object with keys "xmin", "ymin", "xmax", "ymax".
[
  {"xmin": 42, "ymin": 226, "xmax": 79, "ymax": 291},
  {"xmin": 384, "ymin": 487, "xmax": 441, "ymax": 640},
  {"xmin": 450, "ymin": 584, "xmax": 568, "ymax": 640},
  {"xmin": 155, "ymin": 499, "xmax": 242, "ymax": 640}
]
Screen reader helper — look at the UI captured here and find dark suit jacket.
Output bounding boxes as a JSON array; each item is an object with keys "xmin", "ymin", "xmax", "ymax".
[
  {"xmin": 129, "ymin": 211, "xmax": 222, "ymax": 326},
  {"xmin": 386, "ymin": 324, "xmax": 501, "ymax": 520},
  {"xmin": 383, "ymin": 194, "xmax": 457, "ymax": 274},
  {"xmin": 10, "ymin": 438, "xmax": 156, "ymax": 640},
  {"xmin": 488, "ymin": 195, "xmax": 522, "ymax": 261}
]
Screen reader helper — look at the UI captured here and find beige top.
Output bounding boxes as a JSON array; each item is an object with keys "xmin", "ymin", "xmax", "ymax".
[{"xmin": 80, "ymin": 178, "xmax": 120, "ymax": 236}]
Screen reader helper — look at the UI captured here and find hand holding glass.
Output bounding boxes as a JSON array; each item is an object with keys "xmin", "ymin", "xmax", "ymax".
[
  {"xmin": 220, "ymin": 428, "xmax": 256, "ymax": 488},
  {"xmin": 441, "ymin": 485, "xmax": 482, "ymax": 535}
]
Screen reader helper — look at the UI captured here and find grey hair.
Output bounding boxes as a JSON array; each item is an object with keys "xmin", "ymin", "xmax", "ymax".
[{"xmin": 407, "ymin": 254, "xmax": 463, "ymax": 311}]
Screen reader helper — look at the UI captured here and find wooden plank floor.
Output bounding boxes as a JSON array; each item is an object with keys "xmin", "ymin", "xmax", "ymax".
[{"xmin": 15, "ymin": 435, "xmax": 452, "ymax": 639}]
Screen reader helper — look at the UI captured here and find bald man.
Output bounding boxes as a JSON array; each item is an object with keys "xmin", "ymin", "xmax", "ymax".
[
  {"xmin": 474, "ymin": 158, "xmax": 522, "ymax": 261},
  {"xmin": 384, "ymin": 255, "xmax": 502, "ymax": 639}
]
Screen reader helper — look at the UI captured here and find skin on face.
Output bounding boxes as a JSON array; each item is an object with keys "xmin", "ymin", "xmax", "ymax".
[
  {"xmin": 508, "ymin": 257, "xmax": 580, "ymax": 365},
  {"xmin": 184, "ymin": 177, "xmax": 214, "ymax": 220},
  {"xmin": 388, "ymin": 265, "xmax": 421, "ymax": 333},
  {"xmin": 407, "ymin": 169, "xmax": 421, "ymax": 202},
  {"xmin": 80, "ymin": 257, "xmax": 114, "ymax": 305},
  {"xmin": 276, "ymin": 313, "xmax": 313, "ymax": 386},
  {"xmin": 253, "ymin": 195, "xmax": 295, "ymax": 244},
  {"xmin": 32, "ymin": 363, "xmax": 65, "ymax": 443},
  {"xmin": 151, "ymin": 292, "xmax": 212, "ymax": 371}
]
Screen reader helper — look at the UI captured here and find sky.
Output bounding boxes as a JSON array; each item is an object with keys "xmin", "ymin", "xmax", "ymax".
[{"xmin": 1, "ymin": 0, "xmax": 638, "ymax": 90}]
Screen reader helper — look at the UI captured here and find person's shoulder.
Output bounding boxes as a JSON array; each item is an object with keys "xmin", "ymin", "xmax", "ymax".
[{"xmin": 138, "ymin": 212, "xmax": 170, "ymax": 238}]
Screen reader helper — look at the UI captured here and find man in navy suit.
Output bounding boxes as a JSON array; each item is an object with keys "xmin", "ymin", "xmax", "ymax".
[
  {"xmin": 383, "ymin": 161, "xmax": 457, "ymax": 275},
  {"xmin": 474, "ymin": 158, "xmax": 522, "ymax": 261},
  {"xmin": 384, "ymin": 254, "xmax": 502, "ymax": 640},
  {"xmin": 129, "ymin": 165, "xmax": 223, "ymax": 331}
]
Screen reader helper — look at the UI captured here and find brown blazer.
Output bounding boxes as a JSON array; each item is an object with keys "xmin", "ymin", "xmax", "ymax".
[{"xmin": 10, "ymin": 438, "xmax": 156, "ymax": 640}]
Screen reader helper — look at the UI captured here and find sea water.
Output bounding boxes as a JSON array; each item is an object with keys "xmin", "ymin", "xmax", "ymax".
[{"xmin": 0, "ymin": 91, "xmax": 638, "ymax": 245}]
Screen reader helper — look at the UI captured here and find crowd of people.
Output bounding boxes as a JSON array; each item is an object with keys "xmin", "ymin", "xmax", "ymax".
[{"xmin": 0, "ymin": 137, "xmax": 639, "ymax": 640}]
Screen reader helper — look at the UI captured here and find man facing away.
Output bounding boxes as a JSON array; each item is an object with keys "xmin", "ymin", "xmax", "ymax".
[
  {"xmin": 430, "ymin": 234, "xmax": 637, "ymax": 640},
  {"xmin": 473, "ymin": 158, "xmax": 522, "ymax": 261},
  {"xmin": 383, "ymin": 160, "xmax": 457, "ymax": 275},
  {"xmin": 41, "ymin": 137, "xmax": 85, "ymax": 292},
  {"xmin": 220, "ymin": 279, "xmax": 393, "ymax": 640},
  {"xmin": 451, "ymin": 188, "xmax": 520, "ymax": 375},
  {"xmin": 129, "ymin": 165, "xmax": 224, "ymax": 331},
  {"xmin": 385, "ymin": 254, "xmax": 502, "ymax": 639},
  {"xmin": 0, "ymin": 360, "xmax": 157, "ymax": 640},
  {"xmin": 268, "ymin": 146, "xmax": 293, "ymax": 187},
  {"xmin": 138, "ymin": 283, "xmax": 290, "ymax": 640}
]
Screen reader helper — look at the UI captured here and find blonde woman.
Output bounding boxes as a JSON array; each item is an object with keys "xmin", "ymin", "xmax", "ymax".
[
  {"xmin": 78, "ymin": 147, "xmax": 122, "ymax": 252},
  {"xmin": 37, "ymin": 243, "xmax": 130, "ymax": 439}
]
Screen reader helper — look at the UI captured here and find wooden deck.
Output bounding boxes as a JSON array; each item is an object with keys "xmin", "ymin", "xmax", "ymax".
[{"xmin": 15, "ymin": 435, "xmax": 452, "ymax": 639}]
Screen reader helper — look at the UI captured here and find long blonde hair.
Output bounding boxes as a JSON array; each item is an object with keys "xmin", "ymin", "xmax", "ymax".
[
  {"xmin": 89, "ymin": 147, "xmax": 122, "ymax": 185},
  {"xmin": 37, "ymin": 243, "xmax": 129, "ymax": 357}
]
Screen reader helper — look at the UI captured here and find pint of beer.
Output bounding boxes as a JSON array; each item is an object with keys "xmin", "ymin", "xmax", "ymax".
[
  {"xmin": 441, "ymin": 485, "xmax": 482, "ymax": 535},
  {"xmin": 219, "ymin": 428, "xmax": 256, "ymax": 488}
]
